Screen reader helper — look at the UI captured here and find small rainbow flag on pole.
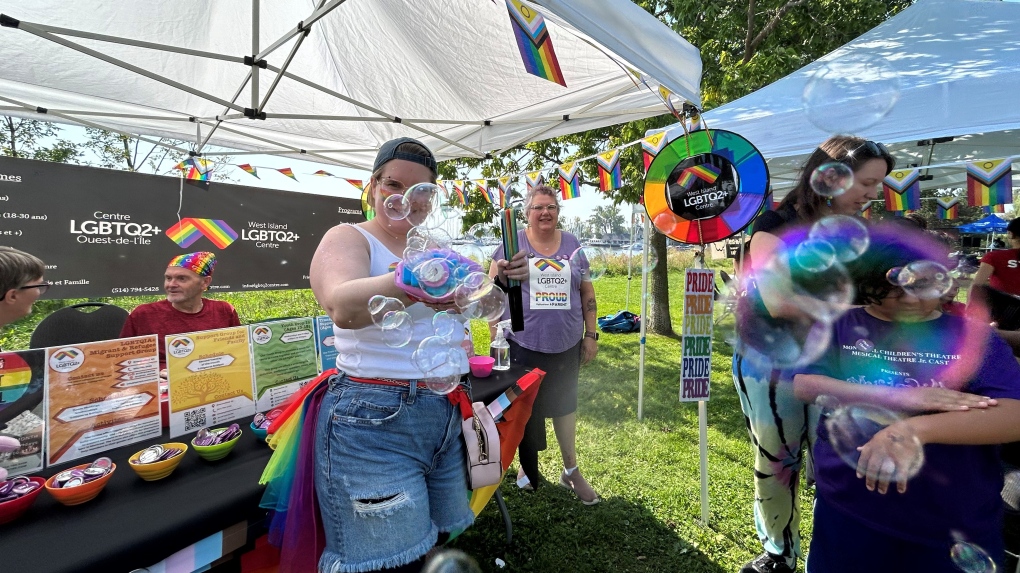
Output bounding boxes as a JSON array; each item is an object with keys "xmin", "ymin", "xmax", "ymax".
[
  {"xmin": 642, "ymin": 132, "xmax": 669, "ymax": 173},
  {"xmin": 475, "ymin": 180, "xmax": 493, "ymax": 205},
  {"xmin": 497, "ymin": 177, "xmax": 512, "ymax": 208},
  {"xmin": 277, "ymin": 168, "xmax": 298, "ymax": 182},
  {"xmin": 936, "ymin": 197, "xmax": 960, "ymax": 220},
  {"xmin": 237, "ymin": 164, "xmax": 259, "ymax": 179},
  {"xmin": 526, "ymin": 171, "xmax": 545, "ymax": 193},
  {"xmin": 452, "ymin": 181, "xmax": 466, "ymax": 206},
  {"xmin": 596, "ymin": 149, "xmax": 622, "ymax": 192},
  {"xmin": 165, "ymin": 218, "xmax": 239, "ymax": 249},
  {"xmin": 312, "ymin": 170, "xmax": 335, "ymax": 177},
  {"xmin": 859, "ymin": 200, "xmax": 874, "ymax": 219},
  {"xmin": 344, "ymin": 179, "xmax": 364, "ymax": 191},
  {"xmin": 967, "ymin": 159, "xmax": 1013, "ymax": 207},
  {"xmin": 558, "ymin": 162, "xmax": 580, "ymax": 200},
  {"xmin": 504, "ymin": 0, "xmax": 566, "ymax": 87},
  {"xmin": 883, "ymin": 169, "xmax": 921, "ymax": 211}
]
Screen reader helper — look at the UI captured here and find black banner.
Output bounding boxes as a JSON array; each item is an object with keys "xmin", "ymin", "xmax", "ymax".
[{"xmin": 0, "ymin": 156, "xmax": 363, "ymax": 298}]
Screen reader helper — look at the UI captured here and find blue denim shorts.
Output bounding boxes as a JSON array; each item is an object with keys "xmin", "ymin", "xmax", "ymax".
[{"xmin": 314, "ymin": 373, "xmax": 475, "ymax": 573}]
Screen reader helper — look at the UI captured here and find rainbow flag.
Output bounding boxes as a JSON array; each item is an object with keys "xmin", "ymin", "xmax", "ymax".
[
  {"xmin": 277, "ymin": 167, "xmax": 298, "ymax": 182},
  {"xmin": 533, "ymin": 258, "xmax": 565, "ymax": 272},
  {"xmin": 452, "ymin": 181, "xmax": 466, "ymax": 206},
  {"xmin": 984, "ymin": 204, "xmax": 1006, "ymax": 214},
  {"xmin": 165, "ymin": 218, "xmax": 238, "ymax": 249},
  {"xmin": 184, "ymin": 158, "xmax": 212, "ymax": 181},
  {"xmin": 883, "ymin": 169, "xmax": 921, "ymax": 211},
  {"xmin": 344, "ymin": 179, "xmax": 364, "ymax": 191},
  {"xmin": 312, "ymin": 170, "xmax": 335, "ymax": 177},
  {"xmin": 642, "ymin": 132, "xmax": 669, "ymax": 173},
  {"xmin": 436, "ymin": 180, "xmax": 450, "ymax": 200},
  {"xmin": 596, "ymin": 149, "xmax": 622, "ymax": 192},
  {"xmin": 238, "ymin": 164, "xmax": 259, "ymax": 179},
  {"xmin": 497, "ymin": 177, "xmax": 512, "ymax": 208},
  {"xmin": 505, "ymin": 0, "xmax": 566, "ymax": 87},
  {"xmin": 936, "ymin": 197, "xmax": 960, "ymax": 220},
  {"xmin": 475, "ymin": 180, "xmax": 493, "ymax": 204},
  {"xmin": 558, "ymin": 162, "xmax": 580, "ymax": 200},
  {"xmin": 526, "ymin": 171, "xmax": 545, "ymax": 192},
  {"xmin": 967, "ymin": 159, "xmax": 1013, "ymax": 207},
  {"xmin": 656, "ymin": 85, "xmax": 680, "ymax": 117},
  {"xmin": 859, "ymin": 200, "xmax": 874, "ymax": 219},
  {"xmin": 677, "ymin": 163, "xmax": 721, "ymax": 189}
]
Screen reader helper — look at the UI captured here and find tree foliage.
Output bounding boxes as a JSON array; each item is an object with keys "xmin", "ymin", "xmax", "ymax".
[{"xmin": 1, "ymin": 117, "xmax": 81, "ymax": 163}]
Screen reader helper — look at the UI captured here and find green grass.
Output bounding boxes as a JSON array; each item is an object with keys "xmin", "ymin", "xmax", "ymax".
[{"xmin": 0, "ymin": 263, "xmax": 815, "ymax": 572}]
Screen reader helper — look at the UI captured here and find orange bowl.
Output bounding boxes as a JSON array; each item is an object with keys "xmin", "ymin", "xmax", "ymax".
[
  {"xmin": 0, "ymin": 476, "xmax": 46, "ymax": 525},
  {"xmin": 44, "ymin": 462, "xmax": 116, "ymax": 506}
]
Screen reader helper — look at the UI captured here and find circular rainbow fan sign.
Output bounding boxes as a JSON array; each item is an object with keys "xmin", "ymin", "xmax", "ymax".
[
  {"xmin": 643, "ymin": 129, "xmax": 769, "ymax": 244},
  {"xmin": 361, "ymin": 188, "xmax": 375, "ymax": 221}
]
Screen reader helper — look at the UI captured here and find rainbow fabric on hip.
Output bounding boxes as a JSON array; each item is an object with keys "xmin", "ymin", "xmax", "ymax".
[
  {"xmin": 558, "ymin": 162, "xmax": 580, "ymax": 200},
  {"xmin": 883, "ymin": 169, "xmax": 921, "ymax": 211},
  {"xmin": 505, "ymin": 0, "xmax": 566, "ymax": 86},
  {"xmin": 597, "ymin": 149, "xmax": 622, "ymax": 192},
  {"xmin": 168, "ymin": 251, "xmax": 217, "ymax": 277},
  {"xmin": 967, "ymin": 159, "xmax": 1013, "ymax": 207}
]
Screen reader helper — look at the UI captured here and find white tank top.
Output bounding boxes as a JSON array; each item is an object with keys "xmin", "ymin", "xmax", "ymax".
[{"xmin": 331, "ymin": 225, "xmax": 468, "ymax": 379}]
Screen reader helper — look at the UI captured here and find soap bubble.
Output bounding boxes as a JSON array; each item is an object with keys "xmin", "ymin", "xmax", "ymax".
[
  {"xmin": 809, "ymin": 215, "xmax": 870, "ymax": 263},
  {"xmin": 380, "ymin": 310, "xmax": 413, "ymax": 347},
  {"xmin": 424, "ymin": 371, "xmax": 462, "ymax": 395},
  {"xmin": 897, "ymin": 260, "xmax": 953, "ymax": 299},
  {"xmin": 628, "ymin": 245, "xmax": 658, "ymax": 273},
  {"xmin": 949, "ymin": 539, "xmax": 997, "ymax": 573},
  {"xmin": 809, "ymin": 162, "xmax": 854, "ymax": 198},
  {"xmin": 465, "ymin": 223, "xmax": 497, "ymax": 244},
  {"xmin": 412, "ymin": 337, "xmax": 462, "ymax": 394},
  {"xmin": 1002, "ymin": 470, "xmax": 1020, "ymax": 513},
  {"xmin": 571, "ymin": 247, "xmax": 608, "ymax": 281},
  {"xmin": 825, "ymin": 403, "xmax": 924, "ymax": 484},
  {"xmin": 406, "ymin": 183, "xmax": 447, "ymax": 228},
  {"xmin": 408, "ymin": 226, "xmax": 453, "ymax": 250},
  {"xmin": 368, "ymin": 295, "xmax": 406, "ymax": 328},
  {"xmin": 454, "ymin": 272, "xmax": 496, "ymax": 309},
  {"xmin": 802, "ymin": 54, "xmax": 901, "ymax": 134},
  {"xmin": 886, "ymin": 266, "xmax": 905, "ymax": 286},
  {"xmin": 432, "ymin": 311, "xmax": 459, "ymax": 342},
  {"xmin": 735, "ymin": 303, "xmax": 833, "ymax": 370},
  {"xmin": 459, "ymin": 286, "xmax": 508, "ymax": 322},
  {"xmin": 793, "ymin": 239, "xmax": 838, "ymax": 273},
  {"xmin": 383, "ymin": 194, "xmax": 410, "ymax": 220},
  {"xmin": 454, "ymin": 243, "xmax": 489, "ymax": 269}
]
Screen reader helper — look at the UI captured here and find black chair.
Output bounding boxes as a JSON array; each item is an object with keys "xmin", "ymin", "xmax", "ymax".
[{"xmin": 29, "ymin": 302, "xmax": 129, "ymax": 348}]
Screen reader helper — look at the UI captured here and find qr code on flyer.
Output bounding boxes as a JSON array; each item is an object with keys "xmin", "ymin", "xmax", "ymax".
[{"xmin": 184, "ymin": 409, "xmax": 207, "ymax": 432}]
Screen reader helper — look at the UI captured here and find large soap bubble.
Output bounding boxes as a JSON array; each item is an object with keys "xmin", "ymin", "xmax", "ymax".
[
  {"xmin": 802, "ymin": 54, "xmax": 901, "ymax": 134},
  {"xmin": 809, "ymin": 215, "xmax": 870, "ymax": 263},
  {"xmin": 412, "ymin": 336, "xmax": 462, "ymax": 394},
  {"xmin": 825, "ymin": 403, "xmax": 924, "ymax": 485},
  {"xmin": 380, "ymin": 310, "xmax": 413, "ymax": 348},
  {"xmin": 949, "ymin": 539, "xmax": 997, "ymax": 573},
  {"xmin": 383, "ymin": 194, "xmax": 411, "ymax": 221},
  {"xmin": 459, "ymin": 286, "xmax": 508, "ymax": 322},
  {"xmin": 809, "ymin": 162, "xmax": 854, "ymax": 198},
  {"xmin": 432, "ymin": 311, "xmax": 460, "ymax": 342},
  {"xmin": 628, "ymin": 245, "xmax": 658, "ymax": 273},
  {"xmin": 368, "ymin": 295, "xmax": 406, "ymax": 327},
  {"xmin": 571, "ymin": 247, "xmax": 608, "ymax": 281},
  {"xmin": 406, "ymin": 183, "xmax": 448, "ymax": 228},
  {"xmin": 895, "ymin": 260, "xmax": 953, "ymax": 300}
]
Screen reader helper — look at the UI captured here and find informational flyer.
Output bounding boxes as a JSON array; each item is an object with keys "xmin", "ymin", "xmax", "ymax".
[
  {"xmin": 315, "ymin": 315, "xmax": 338, "ymax": 373},
  {"xmin": 251, "ymin": 319, "xmax": 318, "ymax": 411},
  {"xmin": 0, "ymin": 350, "xmax": 47, "ymax": 476},
  {"xmin": 680, "ymin": 268, "xmax": 714, "ymax": 402},
  {"xmin": 166, "ymin": 326, "xmax": 256, "ymax": 438},
  {"xmin": 46, "ymin": 336, "xmax": 162, "ymax": 465}
]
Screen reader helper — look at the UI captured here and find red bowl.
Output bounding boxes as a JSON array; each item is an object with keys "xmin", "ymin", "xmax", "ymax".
[{"xmin": 0, "ymin": 476, "xmax": 46, "ymax": 525}]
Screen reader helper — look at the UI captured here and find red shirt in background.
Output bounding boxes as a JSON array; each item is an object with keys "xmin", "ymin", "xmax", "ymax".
[
  {"xmin": 979, "ymin": 248, "xmax": 1020, "ymax": 296},
  {"xmin": 120, "ymin": 298, "xmax": 241, "ymax": 367}
]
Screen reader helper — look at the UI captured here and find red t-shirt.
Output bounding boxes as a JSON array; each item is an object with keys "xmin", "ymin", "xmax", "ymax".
[
  {"xmin": 979, "ymin": 248, "xmax": 1020, "ymax": 296},
  {"xmin": 120, "ymin": 298, "xmax": 241, "ymax": 367}
]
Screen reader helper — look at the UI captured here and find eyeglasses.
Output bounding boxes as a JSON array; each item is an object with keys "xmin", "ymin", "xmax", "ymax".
[
  {"xmin": 375, "ymin": 177, "xmax": 409, "ymax": 196},
  {"xmin": 18, "ymin": 282, "xmax": 51, "ymax": 295},
  {"xmin": 528, "ymin": 205, "xmax": 560, "ymax": 213}
]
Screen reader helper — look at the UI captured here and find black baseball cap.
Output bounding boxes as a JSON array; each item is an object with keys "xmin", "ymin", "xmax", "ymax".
[{"xmin": 373, "ymin": 137, "xmax": 438, "ymax": 176}]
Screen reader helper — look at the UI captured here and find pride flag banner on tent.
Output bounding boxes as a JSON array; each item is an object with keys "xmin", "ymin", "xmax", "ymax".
[
  {"xmin": 859, "ymin": 200, "xmax": 874, "ymax": 219},
  {"xmin": 312, "ymin": 170, "xmax": 335, "ymax": 177},
  {"xmin": 936, "ymin": 197, "xmax": 960, "ymax": 220},
  {"xmin": 883, "ymin": 169, "xmax": 921, "ymax": 211},
  {"xmin": 452, "ymin": 181, "xmax": 467, "ymax": 206},
  {"xmin": 596, "ymin": 149, "xmax": 622, "ymax": 192},
  {"xmin": 474, "ymin": 180, "xmax": 493, "ymax": 205},
  {"xmin": 178, "ymin": 158, "xmax": 212, "ymax": 181},
  {"xmin": 497, "ymin": 177, "xmax": 512, "ymax": 207},
  {"xmin": 558, "ymin": 162, "xmax": 580, "ymax": 200},
  {"xmin": 504, "ymin": 0, "xmax": 566, "ymax": 87},
  {"xmin": 238, "ymin": 164, "xmax": 259, "ymax": 179},
  {"xmin": 526, "ymin": 171, "xmax": 545, "ymax": 193},
  {"xmin": 984, "ymin": 204, "xmax": 1006, "ymax": 214},
  {"xmin": 656, "ymin": 85, "xmax": 680, "ymax": 117},
  {"xmin": 642, "ymin": 132, "xmax": 669, "ymax": 173},
  {"xmin": 967, "ymin": 159, "xmax": 1013, "ymax": 207},
  {"xmin": 277, "ymin": 168, "xmax": 298, "ymax": 182},
  {"xmin": 343, "ymin": 179, "xmax": 364, "ymax": 191}
]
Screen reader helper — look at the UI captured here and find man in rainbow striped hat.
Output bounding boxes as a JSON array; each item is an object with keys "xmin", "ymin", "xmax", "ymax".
[{"xmin": 120, "ymin": 251, "xmax": 241, "ymax": 370}]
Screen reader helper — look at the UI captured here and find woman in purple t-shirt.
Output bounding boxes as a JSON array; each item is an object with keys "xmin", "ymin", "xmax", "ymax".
[{"xmin": 489, "ymin": 185, "xmax": 601, "ymax": 505}]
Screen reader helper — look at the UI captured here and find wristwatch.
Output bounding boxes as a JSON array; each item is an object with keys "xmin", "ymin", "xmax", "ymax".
[{"xmin": 584, "ymin": 331, "xmax": 599, "ymax": 341}]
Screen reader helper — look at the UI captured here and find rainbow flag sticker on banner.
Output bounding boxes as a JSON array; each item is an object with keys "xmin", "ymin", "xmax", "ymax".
[
  {"xmin": 597, "ymin": 149, "xmax": 622, "ymax": 192},
  {"xmin": 967, "ymin": 159, "xmax": 1013, "ymax": 207},
  {"xmin": 883, "ymin": 169, "xmax": 921, "ymax": 211},
  {"xmin": 504, "ymin": 0, "xmax": 566, "ymax": 87},
  {"xmin": 558, "ymin": 162, "xmax": 581, "ymax": 200},
  {"xmin": 166, "ymin": 218, "xmax": 239, "ymax": 249}
]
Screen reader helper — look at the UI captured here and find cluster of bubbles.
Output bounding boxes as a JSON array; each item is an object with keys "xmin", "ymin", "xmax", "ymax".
[
  {"xmin": 886, "ymin": 260, "xmax": 954, "ymax": 300},
  {"xmin": 949, "ymin": 532, "xmax": 998, "ymax": 573},
  {"xmin": 802, "ymin": 54, "xmax": 901, "ymax": 134}
]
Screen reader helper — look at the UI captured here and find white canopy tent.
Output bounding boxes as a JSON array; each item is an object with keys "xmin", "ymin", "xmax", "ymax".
[
  {"xmin": 661, "ymin": 0, "xmax": 1020, "ymax": 196},
  {"xmin": 0, "ymin": 0, "xmax": 701, "ymax": 169}
]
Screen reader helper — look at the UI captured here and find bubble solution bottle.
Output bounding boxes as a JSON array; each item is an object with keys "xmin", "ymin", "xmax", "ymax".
[{"xmin": 490, "ymin": 320, "xmax": 511, "ymax": 371}]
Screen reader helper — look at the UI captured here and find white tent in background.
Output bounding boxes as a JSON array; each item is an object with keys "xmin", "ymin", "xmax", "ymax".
[
  {"xmin": 0, "ymin": 0, "xmax": 700, "ymax": 168},
  {"xmin": 662, "ymin": 0, "xmax": 1020, "ymax": 196}
]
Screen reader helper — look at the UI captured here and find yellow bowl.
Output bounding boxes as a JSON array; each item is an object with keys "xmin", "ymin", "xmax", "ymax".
[
  {"xmin": 128, "ymin": 443, "xmax": 188, "ymax": 481},
  {"xmin": 44, "ymin": 462, "xmax": 116, "ymax": 506}
]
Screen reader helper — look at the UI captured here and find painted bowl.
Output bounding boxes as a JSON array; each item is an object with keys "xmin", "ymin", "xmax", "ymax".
[
  {"xmin": 0, "ymin": 476, "xmax": 46, "ymax": 525},
  {"xmin": 128, "ymin": 442, "xmax": 188, "ymax": 481},
  {"xmin": 45, "ymin": 463, "xmax": 116, "ymax": 506},
  {"xmin": 191, "ymin": 428, "xmax": 242, "ymax": 461},
  {"xmin": 250, "ymin": 422, "xmax": 269, "ymax": 443}
]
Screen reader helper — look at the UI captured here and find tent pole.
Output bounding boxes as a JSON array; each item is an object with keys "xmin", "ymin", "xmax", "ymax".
[
  {"xmin": 0, "ymin": 107, "xmax": 191, "ymax": 121},
  {"xmin": 252, "ymin": 0, "xmax": 260, "ymax": 111},
  {"xmin": 258, "ymin": 24, "xmax": 310, "ymax": 112},
  {"xmin": 21, "ymin": 21, "xmax": 242, "ymax": 64},
  {"xmin": 254, "ymin": 0, "xmax": 347, "ymax": 61},
  {"xmin": 193, "ymin": 118, "xmax": 366, "ymax": 170},
  {"xmin": 626, "ymin": 207, "xmax": 635, "ymax": 311},
  {"xmin": 637, "ymin": 215, "xmax": 650, "ymax": 421}
]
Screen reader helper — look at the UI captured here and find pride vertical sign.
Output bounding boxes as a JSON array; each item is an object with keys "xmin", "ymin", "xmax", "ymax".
[{"xmin": 680, "ymin": 269, "xmax": 714, "ymax": 402}]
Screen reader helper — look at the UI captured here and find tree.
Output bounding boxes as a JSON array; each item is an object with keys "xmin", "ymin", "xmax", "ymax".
[
  {"xmin": 82, "ymin": 128, "xmax": 236, "ymax": 181},
  {"xmin": 589, "ymin": 205, "xmax": 627, "ymax": 238},
  {"xmin": 1, "ymin": 117, "xmax": 81, "ymax": 163}
]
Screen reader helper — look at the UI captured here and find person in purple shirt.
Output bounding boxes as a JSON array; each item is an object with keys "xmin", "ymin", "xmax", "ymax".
[{"xmin": 793, "ymin": 224, "xmax": 1020, "ymax": 572}]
